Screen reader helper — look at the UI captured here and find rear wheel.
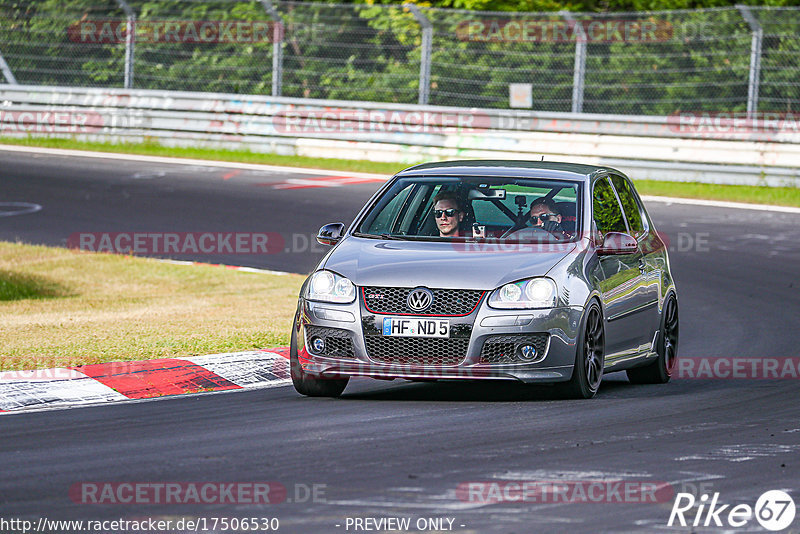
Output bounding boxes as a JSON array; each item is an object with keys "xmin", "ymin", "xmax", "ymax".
[
  {"xmin": 290, "ymin": 316, "xmax": 349, "ymax": 397},
  {"xmin": 627, "ymin": 294, "xmax": 679, "ymax": 384},
  {"xmin": 560, "ymin": 302, "xmax": 605, "ymax": 399}
]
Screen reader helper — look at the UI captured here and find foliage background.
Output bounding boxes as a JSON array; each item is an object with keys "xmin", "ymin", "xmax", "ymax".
[{"xmin": 0, "ymin": 0, "xmax": 797, "ymax": 114}]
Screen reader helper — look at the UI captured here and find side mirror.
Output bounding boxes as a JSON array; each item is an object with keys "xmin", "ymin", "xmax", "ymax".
[
  {"xmin": 316, "ymin": 222, "xmax": 345, "ymax": 246},
  {"xmin": 597, "ymin": 231, "xmax": 637, "ymax": 255}
]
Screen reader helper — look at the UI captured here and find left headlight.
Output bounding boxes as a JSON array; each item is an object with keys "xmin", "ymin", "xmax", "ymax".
[
  {"xmin": 304, "ymin": 270, "xmax": 356, "ymax": 304},
  {"xmin": 488, "ymin": 277, "xmax": 557, "ymax": 309}
]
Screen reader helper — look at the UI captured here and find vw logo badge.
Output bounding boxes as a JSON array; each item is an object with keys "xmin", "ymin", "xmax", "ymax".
[
  {"xmin": 407, "ymin": 287, "xmax": 434, "ymax": 312},
  {"xmin": 518, "ymin": 344, "xmax": 537, "ymax": 361}
]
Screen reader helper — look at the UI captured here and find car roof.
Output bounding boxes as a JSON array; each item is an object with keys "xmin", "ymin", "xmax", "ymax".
[{"xmin": 395, "ymin": 160, "xmax": 622, "ymax": 182}]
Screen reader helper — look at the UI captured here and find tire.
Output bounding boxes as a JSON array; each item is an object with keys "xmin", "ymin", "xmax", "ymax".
[
  {"xmin": 627, "ymin": 294, "xmax": 679, "ymax": 385},
  {"xmin": 559, "ymin": 302, "xmax": 605, "ymax": 399},
  {"xmin": 290, "ymin": 315, "xmax": 349, "ymax": 397}
]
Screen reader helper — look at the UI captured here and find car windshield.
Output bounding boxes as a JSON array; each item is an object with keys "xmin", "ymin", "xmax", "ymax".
[{"xmin": 355, "ymin": 176, "xmax": 582, "ymax": 243}]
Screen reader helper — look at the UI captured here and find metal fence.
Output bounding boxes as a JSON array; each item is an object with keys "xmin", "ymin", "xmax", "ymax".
[{"xmin": 0, "ymin": 1, "xmax": 798, "ymax": 116}]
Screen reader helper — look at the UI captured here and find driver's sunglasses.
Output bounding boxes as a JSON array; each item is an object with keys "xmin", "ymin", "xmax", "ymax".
[
  {"xmin": 434, "ymin": 208, "xmax": 459, "ymax": 218},
  {"xmin": 531, "ymin": 212, "xmax": 558, "ymax": 222}
]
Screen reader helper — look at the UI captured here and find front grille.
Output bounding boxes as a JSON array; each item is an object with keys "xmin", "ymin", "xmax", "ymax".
[
  {"xmin": 362, "ymin": 287, "xmax": 484, "ymax": 316},
  {"xmin": 480, "ymin": 334, "xmax": 549, "ymax": 364},
  {"xmin": 305, "ymin": 326, "xmax": 356, "ymax": 359},
  {"xmin": 364, "ymin": 336, "xmax": 470, "ymax": 366}
]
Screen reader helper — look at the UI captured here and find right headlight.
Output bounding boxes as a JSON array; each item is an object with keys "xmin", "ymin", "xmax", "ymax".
[
  {"xmin": 488, "ymin": 277, "xmax": 557, "ymax": 309},
  {"xmin": 304, "ymin": 270, "xmax": 356, "ymax": 304}
]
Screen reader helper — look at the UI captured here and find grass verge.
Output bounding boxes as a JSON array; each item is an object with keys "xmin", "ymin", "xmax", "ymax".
[
  {"xmin": 636, "ymin": 180, "xmax": 800, "ymax": 207},
  {"xmin": 2, "ymin": 136, "xmax": 798, "ymax": 207},
  {"xmin": 0, "ymin": 241, "xmax": 303, "ymax": 371}
]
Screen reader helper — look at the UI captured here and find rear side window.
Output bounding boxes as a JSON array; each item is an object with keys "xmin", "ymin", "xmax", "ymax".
[
  {"xmin": 592, "ymin": 177, "xmax": 627, "ymax": 235},
  {"xmin": 610, "ymin": 175, "xmax": 645, "ymax": 238}
]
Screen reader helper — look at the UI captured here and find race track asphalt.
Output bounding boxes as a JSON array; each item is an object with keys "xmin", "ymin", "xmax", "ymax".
[{"xmin": 2, "ymin": 149, "xmax": 799, "ymax": 533}]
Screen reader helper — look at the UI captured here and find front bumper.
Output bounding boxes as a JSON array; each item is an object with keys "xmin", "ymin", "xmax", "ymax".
[{"xmin": 294, "ymin": 297, "xmax": 584, "ymax": 384}]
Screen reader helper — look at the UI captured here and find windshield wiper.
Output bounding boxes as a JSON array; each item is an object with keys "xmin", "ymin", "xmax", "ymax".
[
  {"xmin": 352, "ymin": 231, "xmax": 382, "ymax": 239},
  {"xmin": 380, "ymin": 233, "xmax": 406, "ymax": 240},
  {"xmin": 352, "ymin": 231, "xmax": 406, "ymax": 240}
]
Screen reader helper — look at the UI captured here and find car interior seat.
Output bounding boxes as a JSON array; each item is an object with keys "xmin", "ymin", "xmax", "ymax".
[
  {"xmin": 459, "ymin": 198, "xmax": 476, "ymax": 235},
  {"xmin": 556, "ymin": 201, "xmax": 577, "ymax": 235}
]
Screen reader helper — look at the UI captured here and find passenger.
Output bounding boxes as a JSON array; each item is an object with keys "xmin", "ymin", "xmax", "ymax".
[
  {"xmin": 529, "ymin": 198, "xmax": 572, "ymax": 240},
  {"xmin": 432, "ymin": 192, "xmax": 465, "ymax": 237}
]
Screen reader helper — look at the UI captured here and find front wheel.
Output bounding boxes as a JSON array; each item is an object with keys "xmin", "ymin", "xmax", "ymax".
[
  {"xmin": 627, "ymin": 294, "xmax": 679, "ymax": 384},
  {"xmin": 559, "ymin": 302, "xmax": 605, "ymax": 399},
  {"xmin": 290, "ymin": 317, "xmax": 349, "ymax": 397}
]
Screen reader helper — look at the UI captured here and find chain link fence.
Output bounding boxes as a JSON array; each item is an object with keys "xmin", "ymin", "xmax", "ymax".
[{"xmin": 0, "ymin": 1, "xmax": 798, "ymax": 115}]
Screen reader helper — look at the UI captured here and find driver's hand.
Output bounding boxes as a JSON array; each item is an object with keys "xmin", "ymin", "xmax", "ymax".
[{"xmin": 542, "ymin": 220, "xmax": 563, "ymax": 234}]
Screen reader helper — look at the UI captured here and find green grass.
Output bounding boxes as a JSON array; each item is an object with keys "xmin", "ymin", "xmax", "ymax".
[
  {"xmin": 1, "ymin": 136, "xmax": 798, "ymax": 207},
  {"xmin": 634, "ymin": 180, "xmax": 800, "ymax": 207},
  {"xmin": 0, "ymin": 269, "xmax": 74, "ymax": 301},
  {"xmin": 0, "ymin": 241, "xmax": 303, "ymax": 371}
]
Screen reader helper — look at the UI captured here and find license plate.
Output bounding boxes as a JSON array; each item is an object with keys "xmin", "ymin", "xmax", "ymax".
[{"xmin": 382, "ymin": 317, "xmax": 450, "ymax": 338}]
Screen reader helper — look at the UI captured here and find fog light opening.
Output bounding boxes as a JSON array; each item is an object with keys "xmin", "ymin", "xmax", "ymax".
[{"xmin": 311, "ymin": 337, "xmax": 326, "ymax": 353}]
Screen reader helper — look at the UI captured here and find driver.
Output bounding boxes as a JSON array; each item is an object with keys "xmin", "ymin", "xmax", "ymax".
[
  {"xmin": 529, "ymin": 198, "xmax": 572, "ymax": 240},
  {"xmin": 432, "ymin": 192, "xmax": 465, "ymax": 237}
]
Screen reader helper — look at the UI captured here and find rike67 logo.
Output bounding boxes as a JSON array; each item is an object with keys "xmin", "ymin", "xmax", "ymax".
[{"xmin": 669, "ymin": 490, "xmax": 796, "ymax": 531}]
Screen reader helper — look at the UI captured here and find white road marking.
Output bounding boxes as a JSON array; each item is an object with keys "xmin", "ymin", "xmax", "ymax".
[
  {"xmin": 155, "ymin": 258, "xmax": 292, "ymax": 276},
  {"xmin": 0, "ymin": 202, "xmax": 42, "ymax": 217},
  {"xmin": 324, "ymin": 497, "xmax": 484, "ymax": 511},
  {"xmin": 0, "ymin": 144, "xmax": 389, "ymax": 179},
  {"xmin": 676, "ymin": 444, "xmax": 800, "ymax": 462},
  {"xmin": 641, "ymin": 195, "xmax": 800, "ymax": 214},
  {"xmin": 131, "ymin": 171, "xmax": 167, "ymax": 180},
  {"xmin": 495, "ymin": 470, "xmax": 653, "ymax": 481}
]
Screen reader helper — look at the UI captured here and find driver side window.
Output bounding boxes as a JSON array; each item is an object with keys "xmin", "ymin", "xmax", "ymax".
[
  {"xmin": 592, "ymin": 177, "xmax": 627, "ymax": 236},
  {"xmin": 363, "ymin": 184, "xmax": 413, "ymax": 235}
]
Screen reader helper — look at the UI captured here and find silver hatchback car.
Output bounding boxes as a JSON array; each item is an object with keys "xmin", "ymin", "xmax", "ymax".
[{"xmin": 290, "ymin": 161, "xmax": 678, "ymax": 399}]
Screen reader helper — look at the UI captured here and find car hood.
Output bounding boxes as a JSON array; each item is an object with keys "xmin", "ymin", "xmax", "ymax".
[{"xmin": 321, "ymin": 236, "xmax": 577, "ymax": 290}]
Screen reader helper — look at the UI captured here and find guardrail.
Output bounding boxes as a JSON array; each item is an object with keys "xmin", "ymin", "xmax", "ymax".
[{"xmin": 0, "ymin": 85, "xmax": 798, "ymax": 187}]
